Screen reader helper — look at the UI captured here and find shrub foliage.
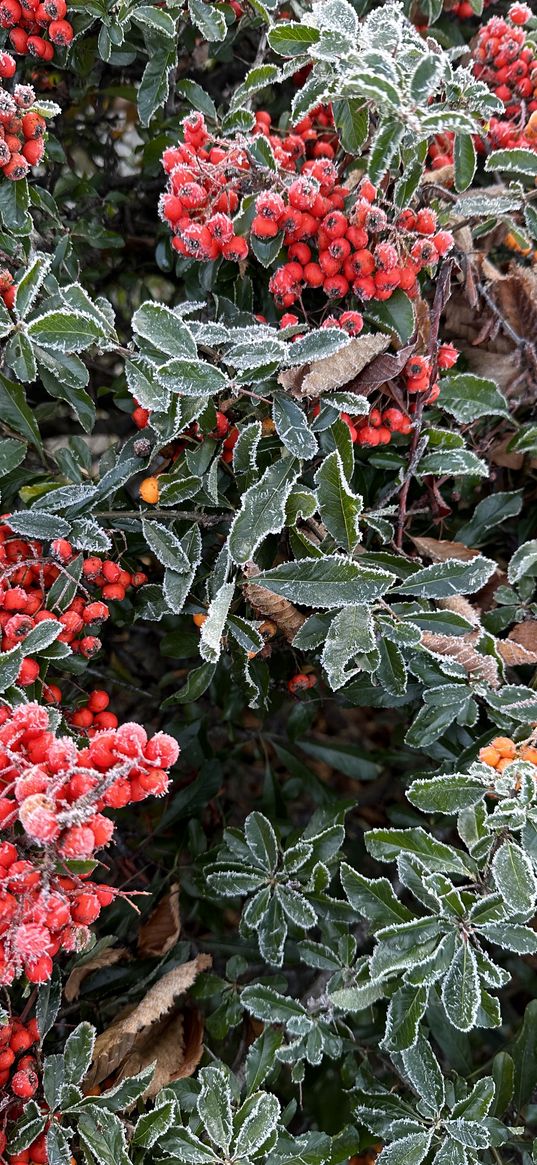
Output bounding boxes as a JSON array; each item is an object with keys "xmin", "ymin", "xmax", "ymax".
[{"xmin": 1, "ymin": 0, "xmax": 537, "ymax": 1163}]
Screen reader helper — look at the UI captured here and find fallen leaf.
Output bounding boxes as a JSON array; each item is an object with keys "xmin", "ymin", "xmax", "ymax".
[
  {"xmin": 64, "ymin": 946, "xmax": 130, "ymax": 1003},
  {"xmin": 244, "ymin": 562, "xmax": 306, "ymax": 642},
  {"xmin": 87, "ymin": 953, "xmax": 212, "ymax": 1087},
  {"xmin": 421, "ymin": 631, "xmax": 499, "ymax": 687},
  {"xmin": 507, "ymin": 621, "xmax": 537, "ymax": 655},
  {"xmin": 499, "ymin": 639, "xmax": 537, "ymax": 666},
  {"xmin": 138, "ymin": 883, "xmax": 181, "ymax": 958},
  {"xmin": 278, "ymin": 333, "xmax": 389, "ymax": 398},
  {"xmin": 411, "ymin": 536, "xmax": 480, "ymax": 563},
  {"xmin": 117, "ymin": 1006, "xmax": 205, "ymax": 1097},
  {"xmin": 346, "ymin": 340, "xmax": 416, "ymax": 395}
]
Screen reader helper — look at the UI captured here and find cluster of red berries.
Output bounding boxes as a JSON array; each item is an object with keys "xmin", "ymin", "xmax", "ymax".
[
  {"xmin": 0, "ymin": 0, "xmax": 73, "ymax": 63},
  {"xmin": 0, "ymin": 1014, "xmax": 40, "ymax": 1102},
  {"xmin": 65, "ymin": 688, "xmax": 118, "ymax": 734},
  {"xmin": 261, "ymin": 183, "xmax": 453, "ymax": 309},
  {"xmin": 0, "ymin": 701, "xmax": 179, "ymax": 984},
  {"xmin": 160, "ymin": 111, "xmax": 454, "ymax": 311},
  {"xmin": 0, "ymin": 70, "xmax": 48, "ymax": 181},
  {"xmin": 448, "ymin": 0, "xmax": 497, "ymax": 18},
  {"xmin": 159, "ymin": 111, "xmax": 249, "ymax": 263},
  {"xmin": 340, "ymin": 406, "xmax": 413, "ymax": 447},
  {"xmin": 0, "ymin": 523, "xmax": 148, "ymax": 687},
  {"xmin": 473, "ymin": 5, "xmax": 536, "ymax": 122}
]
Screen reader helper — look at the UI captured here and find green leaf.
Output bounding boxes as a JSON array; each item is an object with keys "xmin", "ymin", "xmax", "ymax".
[
  {"xmin": 457, "ymin": 490, "xmax": 523, "ymax": 546},
  {"xmin": 244, "ymin": 1029, "xmax": 283, "ymax": 1094},
  {"xmin": 133, "ymin": 4, "xmax": 176, "ymax": 37},
  {"xmin": 492, "ymin": 1052, "xmax": 514, "ymax": 1117},
  {"xmin": 439, "ymin": 374, "xmax": 510, "ymax": 423},
  {"xmin": 321, "ymin": 604, "xmax": 375, "ymax": 690},
  {"xmin": 417, "ymin": 448, "xmax": 488, "ymax": 478},
  {"xmin": 441, "ymin": 943, "xmax": 480, "ymax": 1032},
  {"xmin": 272, "ymin": 393, "xmax": 317, "ymax": 459},
  {"xmin": 0, "ymin": 437, "xmax": 26, "ymax": 475},
  {"xmin": 245, "ymin": 812, "xmax": 278, "ymax": 873},
  {"xmin": 188, "ymin": 0, "xmax": 227, "ymax": 40},
  {"xmin": 7, "ymin": 1103, "xmax": 46, "ymax": 1154},
  {"xmin": 157, "ymin": 357, "xmax": 228, "ymax": 396},
  {"xmin": 138, "ymin": 45, "xmax": 175, "ymax": 125},
  {"xmin": 64, "ymin": 1022, "xmax": 95, "ymax": 1084},
  {"xmin": 132, "ymin": 302, "xmax": 196, "ymax": 359},
  {"xmin": 14, "ymin": 251, "xmax": 52, "ymax": 320},
  {"xmin": 142, "ymin": 519, "xmax": 191, "ymax": 572},
  {"xmin": 77, "ymin": 1110, "xmax": 130, "ymax": 1165},
  {"xmin": 233, "ymin": 1092, "xmax": 280, "ymax": 1158},
  {"xmin": 366, "ymin": 828, "xmax": 473, "ymax": 875},
  {"xmin": 454, "ymin": 134, "xmax": 477, "ymax": 192},
  {"xmin": 46, "ymin": 1124, "xmax": 72, "ymax": 1165},
  {"xmin": 176, "ymin": 79, "xmax": 217, "ymax": 121},
  {"xmin": 199, "ymin": 581, "xmax": 235, "ymax": 663},
  {"xmin": 377, "ymin": 1132, "xmax": 432, "ymax": 1165},
  {"xmin": 508, "ymin": 539, "xmax": 537, "ymax": 584},
  {"xmin": 512, "ymin": 1000, "xmax": 537, "ymax": 1109},
  {"xmin": 431, "ymin": 1138, "xmax": 467, "ymax": 1165},
  {"xmin": 26, "ymin": 310, "xmax": 108, "ymax": 352},
  {"xmin": 409, "ymin": 53, "xmax": 444, "ymax": 102},
  {"xmin": 37, "ymin": 966, "xmax": 62, "ymax": 1042},
  {"xmin": 332, "ymin": 99, "xmax": 369, "ymax": 154},
  {"xmin": 315, "ymin": 451, "xmax": 362, "ymax": 552},
  {"xmin": 228, "ymin": 457, "xmax": 298, "ymax": 564},
  {"xmin": 255, "ymin": 556, "xmax": 394, "ymax": 609},
  {"xmin": 368, "ymin": 118, "xmax": 404, "ymax": 184},
  {"xmin": 382, "ymin": 983, "xmax": 428, "ymax": 1052},
  {"xmin": 0, "ymin": 645, "xmax": 23, "ymax": 692},
  {"xmin": 402, "ymin": 1034, "xmax": 445, "ymax": 1114},
  {"xmin": 491, "ymin": 841, "xmax": 537, "ymax": 918},
  {"xmin": 268, "ymin": 22, "xmax": 320, "ymax": 56},
  {"xmin": 341, "ymin": 864, "xmax": 412, "ymax": 926},
  {"xmin": 132, "ymin": 1100, "xmax": 175, "ymax": 1148},
  {"xmin": 197, "ymin": 1066, "xmax": 233, "ymax": 1151},
  {"xmin": 408, "ymin": 774, "xmax": 486, "ymax": 814},
  {"xmin": 485, "ymin": 148, "xmax": 537, "ymax": 177},
  {"xmin": 395, "ymin": 556, "xmax": 495, "ymax": 599},
  {"xmin": 365, "ymin": 289, "xmax": 415, "ymax": 343},
  {"xmin": 0, "ymin": 371, "xmax": 42, "ymax": 450},
  {"xmin": 165, "ymin": 660, "xmax": 216, "ymax": 704}
]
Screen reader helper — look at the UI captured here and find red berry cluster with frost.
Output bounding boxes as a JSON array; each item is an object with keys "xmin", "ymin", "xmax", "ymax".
[
  {"xmin": 473, "ymin": 5, "xmax": 536, "ymax": 121},
  {"xmin": 340, "ymin": 406, "xmax": 413, "ymax": 447},
  {"xmin": 448, "ymin": 0, "xmax": 497, "ymax": 19},
  {"xmin": 0, "ymin": 701, "xmax": 179, "ymax": 984},
  {"xmin": 0, "ymin": 523, "xmax": 148, "ymax": 688},
  {"xmin": 0, "ymin": 0, "xmax": 73, "ymax": 62},
  {"xmin": 159, "ymin": 111, "xmax": 249, "ymax": 263},
  {"xmin": 0, "ymin": 75, "xmax": 48, "ymax": 180},
  {"xmin": 0, "ymin": 1014, "xmax": 39, "ymax": 1097},
  {"xmin": 159, "ymin": 111, "xmax": 454, "ymax": 311}
]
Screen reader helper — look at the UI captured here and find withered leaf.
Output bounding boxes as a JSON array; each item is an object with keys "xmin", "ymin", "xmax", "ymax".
[
  {"xmin": 64, "ymin": 945, "xmax": 130, "ymax": 1003},
  {"xmin": 347, "ymin": 339, "xmax": 416, "ymax": 395},
  {"xmin": 411, "ymin": 536, "xmax": 479, "ymax": 563},
  {"xmin": 138, "ymin": 883, "xmax": 181, "ymax": 958},
  {"xmin": 117, "ymin": 1007, "xmax": 205, "ymax": 1097},
  {"xmin": 420, "ymin": 631, "xmax": 499, "ymax": 688},
  {"xmin": 243, "ymin": 562, "xmax": 305, "ymax": 642},
  {"xmin": 278, "ymin": 333, "xmax": 390, "ymax": 398},
  {"xmin": 499, "ymin": 638, "xmax": 537, "ymax": 667},
  {"xmin": 87, "ymin": 953, "xmax": 211, "ymax": 1087},
  {"xmin": 507, "ymin": 621, "xmax": 537, "ymax": 656}
]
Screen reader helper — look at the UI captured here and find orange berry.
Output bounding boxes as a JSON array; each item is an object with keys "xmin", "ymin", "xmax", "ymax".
[
  {"xmin": 139, "ymin": 476, "xmax": 159, "ymax": 504},
  {"xmin": 491, "ymin": 737, "xmax": 516, "ymax": 759},
  {"xmin": 520, "ymin": 746, "xmax": 537, "ymax": 765},
  {"xmin": 496, "ymin": 758, "xmax": 512, "ymax": 773},
  {"xmin": 192, "ymin": 613, "xmax": 207, "ymax": 628},
  {"xmin": 259, "ymin": 620, "xmax": 277, "ymax": 640},
  {"xmin": 479, "ymin": 746, "xmax": 501, "ymax": 768}
]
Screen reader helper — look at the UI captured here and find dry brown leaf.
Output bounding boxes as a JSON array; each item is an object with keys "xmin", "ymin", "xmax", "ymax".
[
  {"xmin": 420, "ymin": 631, "xmax": 499, "ymax": 687},
  {"xmin": 244, "ymin": 563, "xmax": 306, "ymax": 642},
  {"xmin": 138, "ymin": 883, "xmax": 181, "ymax": 958},
  {"xmin": 87, "ymin": 953, "xmax": 211, "ymax": 1087},
  {"xmin": 411, "ymin": 536, "xmax": 479, "ymax": 563},
  {"xmin": 64, "ymin": 946, "xmax": 130, "ymax": 1003},
  {"xmin": 499, "ymin": 640, "xmax": 537, "ymax": 666},
  {"xmin": 421, "ymin": 163, "xmax": 454, "ymax": 188},
  {"xmin": 507, "ymin": 621, "xmax": 537, "ymax": 655},
  {"xmin": 278, "ymin": 333, "xmax": 390, "ymax": 398},
  {"xmin": 346, "ymin": 340, "xmax": 416, "ymax": 395}
]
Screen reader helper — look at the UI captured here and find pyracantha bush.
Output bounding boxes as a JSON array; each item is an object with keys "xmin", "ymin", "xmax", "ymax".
[{"xmin": 1, "ymin": 0, "xmax": 537, "ymax": 1164}]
